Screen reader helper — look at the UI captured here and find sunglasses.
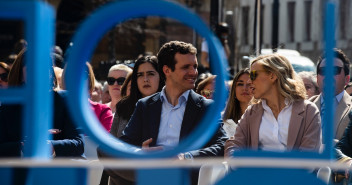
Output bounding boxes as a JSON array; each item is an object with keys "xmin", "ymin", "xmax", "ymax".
[
  {"xmin": 249, "ymin": 70, "xmax": 266, "ymax": 81},
  {"xmin": 0, "ymin": 73, "xmax": 8, "ymax": 82},
  {"xmin": 201, "ymin": 90, "xmax": 214, "ymax": 99},
  {"xmin": 317, "ymin": 66, "xmax": 343, "ymax": 76},
  {"xmin": 107, "ymin": 77, "xmax": 126, "ymax": 85}
]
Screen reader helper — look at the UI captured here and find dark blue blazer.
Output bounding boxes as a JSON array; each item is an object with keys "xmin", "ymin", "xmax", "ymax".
[
  {"xmin": 120, "ymin": 90, "xmax": 227, "ymax": 157},
  {"xmin": 0, "ymin": 91, "xmax": 84, "ymax": 158},
  {"xmin": 336, "ymin": 111, "xmax": 352, "ymax": 160}
]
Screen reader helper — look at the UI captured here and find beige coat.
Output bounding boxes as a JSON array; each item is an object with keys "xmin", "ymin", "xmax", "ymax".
[
  {"xmin": 310, "ymin": 91, "xmax": 352, "ymax": 140},
  {"xmin": 225, "ymin": 99, "xmax": 321, "ymax": 157}
]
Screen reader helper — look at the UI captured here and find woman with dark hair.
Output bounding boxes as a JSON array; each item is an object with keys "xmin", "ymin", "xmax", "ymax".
[
  {"xmin": 111, "ymin": 55, "xmax": 163, "ymax": 138},
  {"xmin": 102, "ymin": 55, "xmax": 164, "ymax": 185},
  {"xmin": 222, "ymin": 68, "xmax": 253, "ymax": 137}
]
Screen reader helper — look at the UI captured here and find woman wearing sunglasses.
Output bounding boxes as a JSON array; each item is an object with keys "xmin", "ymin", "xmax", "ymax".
[
  {"xmin": 196, "ymin": 74, "xmax": 216, "ymax": 99},
  {"xmin": 99, "ymin": 55, "xmax": 164, "ymax": 185},
  {"xmin": 106, "ymin": 64, "xmax": 132, "ymax": 114},
  {"xmin": 225, "ymin": 54, "xmax": 321, "ymax": 157}
]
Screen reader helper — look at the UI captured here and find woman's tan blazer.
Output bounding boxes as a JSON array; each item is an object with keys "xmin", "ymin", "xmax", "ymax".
[{"xmin": 225, "ymin": 99, "xmax": 322, "ymax": 157}]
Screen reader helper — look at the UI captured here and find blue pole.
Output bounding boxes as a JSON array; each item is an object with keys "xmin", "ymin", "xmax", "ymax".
[{"xmin": 322, "ymin": 2, "xmax": 336, "ymax": 159}]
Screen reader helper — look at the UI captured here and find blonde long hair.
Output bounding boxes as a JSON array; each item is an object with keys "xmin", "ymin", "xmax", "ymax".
[{"xmin": 251, "ymin": 54, "xmax": 306, "ymax": 103}]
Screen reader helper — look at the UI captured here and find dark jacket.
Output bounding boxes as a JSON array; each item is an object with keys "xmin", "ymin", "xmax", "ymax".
[
  {"xmin": 336, "ymin": 111, "xmax": 352, "ymax": 161},
  {"xmin": 0, "ymin": 91, "xmax": 84, "ymax": 158},
  {"xmin": 120, "ymin": 90, "xmax": 227, "ymax": 157}
]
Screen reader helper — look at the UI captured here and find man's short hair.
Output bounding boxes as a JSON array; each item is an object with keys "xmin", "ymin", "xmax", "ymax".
[
  {"xmin": 317, "ymin": 48, "xmax": 350, "ymax": 76},
  {"xmin": 157, "ymin": 41, "xmax": 197, "ymax": 80}
]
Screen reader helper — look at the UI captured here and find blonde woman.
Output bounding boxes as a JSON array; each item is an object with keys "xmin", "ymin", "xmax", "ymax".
[
  {"xmin": 106, "ymin": 64, "xmax": 132, "ymax": 114},
  {"xmin": 225, "ymin": 54, "xmax": 321, "ymax": 157}
]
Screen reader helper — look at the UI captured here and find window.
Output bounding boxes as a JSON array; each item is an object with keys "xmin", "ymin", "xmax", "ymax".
[
  {"xmin": 242, "ymin": 6, "xmax": 250, "ymax": 45},
  {"xmin": 260, "ymin": 5, "xmax": 265, "ymax": 44},
  {"xmin": 304, "ymin": 1, "xmax": 312, "ymax": 41},
  {"xmin": 339, "ymin": 0, "xmax": 349, "ymax": 39},
  {"xmin": 287, "ymin": 2, "xmax": 296, "ymax": 42}
]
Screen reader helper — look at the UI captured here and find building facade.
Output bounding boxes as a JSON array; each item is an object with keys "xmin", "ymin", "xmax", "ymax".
[{"xmin": 232, "ymin": 0, "xmax": 352, "ymax": 70}]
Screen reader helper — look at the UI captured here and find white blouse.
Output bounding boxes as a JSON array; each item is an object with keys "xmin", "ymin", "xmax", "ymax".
[
  {"xmin": 223, "ymin": 119, "xmax": 238, "ymax": 137},
  {"xmin": 258, "ymin": 99, "xmax": 292, "ymax": 151}
]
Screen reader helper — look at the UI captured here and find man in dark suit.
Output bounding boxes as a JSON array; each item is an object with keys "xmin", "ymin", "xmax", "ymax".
[{"xmin": 120, "ymin": 41, "xmax": 227, "ymax": 184}]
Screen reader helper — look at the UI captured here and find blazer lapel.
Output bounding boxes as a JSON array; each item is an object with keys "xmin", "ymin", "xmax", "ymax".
[
  {"xmin": 315, "ymin": 95, "xmax": 322, "ymax": 110},
  {"xmin": 335, "ymin": 92, "xmax": 352, "ymax": 137},
  {"xmin": 149, "ymin": 94, "xmax": 162, "ymax": 146},
  {"xmin": 286, "ymin": 100, "xmax": 304, "ymax": 150},
  {"xmin": 249, "ymin": 103, "xmax": 263, "ymax": 149},
  {"xmin": 180, "ymin": 91, "xmax": 202, "ymax": 139}
]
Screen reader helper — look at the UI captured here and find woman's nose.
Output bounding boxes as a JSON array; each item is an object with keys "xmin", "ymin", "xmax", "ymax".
[{"xmin": 244, "ymin": 83, "xmax": 251, "ymax": 89}]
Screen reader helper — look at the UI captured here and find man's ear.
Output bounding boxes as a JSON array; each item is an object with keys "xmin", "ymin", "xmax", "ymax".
[
  {"xmin": 163, "ymin": 65, "xmax": 170, "ymax": 77},
  {"xmin": 345, "ymin": 75, "xmax": 350, "ymax": 86}
]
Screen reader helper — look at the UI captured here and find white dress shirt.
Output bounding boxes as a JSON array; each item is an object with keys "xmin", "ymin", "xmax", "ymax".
[
  {"xmin": 258, "ymin": 99, "xmax": 293, "ymax": 151},
  {"xmin": 320, "ymin": 90, "xmax": 344, "ymax": 107},
  {"xmin": 223, "ymin": 119, "xmax": 238, "ymax": 138}
]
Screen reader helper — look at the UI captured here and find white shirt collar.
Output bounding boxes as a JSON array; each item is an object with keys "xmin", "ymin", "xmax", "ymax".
[
  {"xmin": 261, "ymin": 98, "xmax": 292, "ymax": 111},
  {"xmin": 321, "ymin": 90, "xmax": 344, "ymax": 105}
]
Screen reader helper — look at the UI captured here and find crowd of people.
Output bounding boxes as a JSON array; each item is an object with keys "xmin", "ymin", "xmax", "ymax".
[{"xmin": 2, "ymin": 38, "xmax": 352, "ymax": 185}]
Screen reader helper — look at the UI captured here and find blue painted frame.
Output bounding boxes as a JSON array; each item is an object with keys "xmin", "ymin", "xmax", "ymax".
[
  {"xmin": 0, "ymin": 0, "xmax": 339, "ymax": 184},
  {"xmin": 0, "ymin": 1, "xmax": 54, "ymax": 159},
  {"xmin": 321, "ymin": 2, "xmax": 336, "ymax": 159},
  {"xmin": 64, "ymin": 0, "xmax": 228, "ymax": 158}
]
